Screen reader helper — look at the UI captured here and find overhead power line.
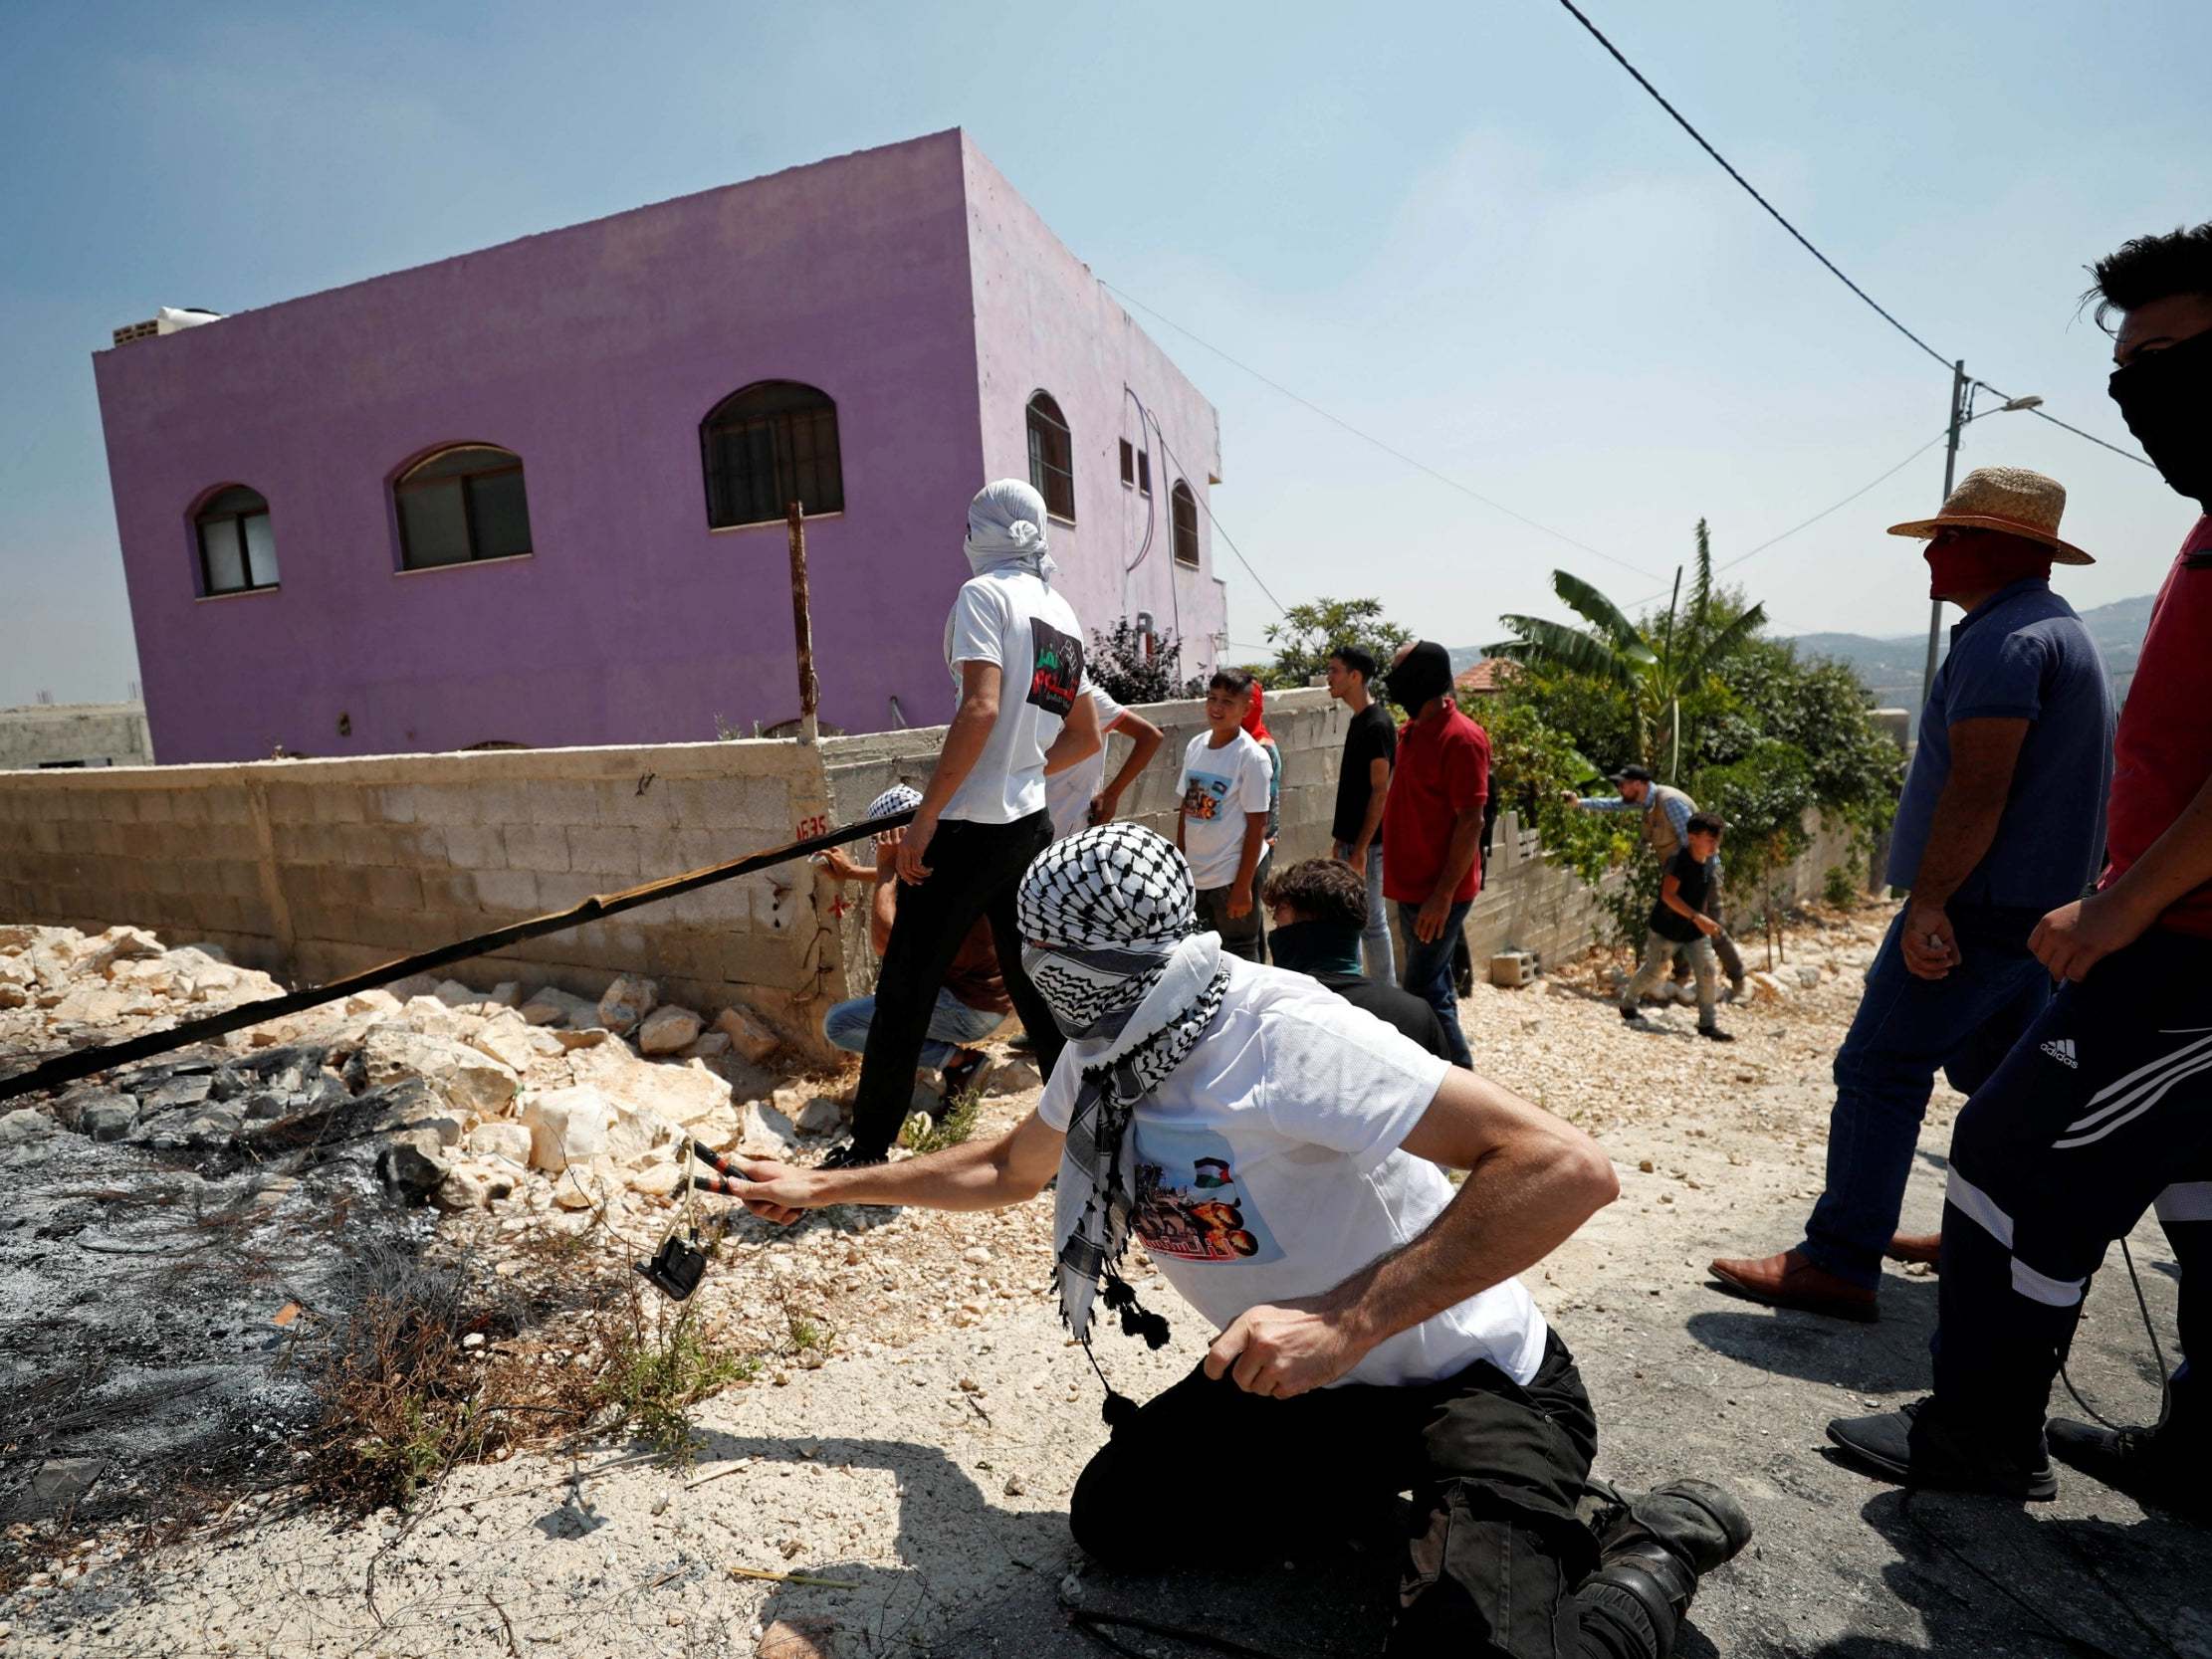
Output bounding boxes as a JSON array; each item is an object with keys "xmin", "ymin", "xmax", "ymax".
[
  {"xmin": 1553, "ymin": 0, "xmax": 2153, "ymax": 471},
  {"xmin": 1102, "ymin": 281, "xmax": 1662, "ymax": 581}
]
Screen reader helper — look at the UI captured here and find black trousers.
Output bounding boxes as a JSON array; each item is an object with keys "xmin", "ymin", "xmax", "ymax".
[
  {"xmin": 1933, "ymin": 927, "xmax": 2212, "ymax": 1455},
  {"xmin": 1069, "ymin": 1334, "xmax": 1664, "ymax": 1659},
  {"xmin": 848, "ymin": 812, "xmax": 1063, "ymax": 1158}
]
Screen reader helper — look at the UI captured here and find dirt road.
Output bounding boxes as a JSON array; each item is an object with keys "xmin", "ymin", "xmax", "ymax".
[{"xmin": 6, "ymin": 902, "xmax": 2205, "ymax": 1658}]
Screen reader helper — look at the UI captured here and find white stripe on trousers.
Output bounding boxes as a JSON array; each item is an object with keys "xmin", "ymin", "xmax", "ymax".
[
  {"xmin": 2061, "ymin": 1029, "xmax": 2212, "ymax": 1138},
  {"xmin": 2055, "ymin": 1049, "xmax": 2212, "ymax": 1149}
]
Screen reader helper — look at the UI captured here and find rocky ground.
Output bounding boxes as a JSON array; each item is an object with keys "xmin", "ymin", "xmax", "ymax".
[{"xmin": 2, "ymin": 903, "xmax": 2206, "ymax": 1658}]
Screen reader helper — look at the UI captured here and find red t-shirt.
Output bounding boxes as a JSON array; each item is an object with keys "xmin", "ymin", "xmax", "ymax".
[
  {"xmin": 1383, "ymin": 707, "xmax": 1490, "ymax": 906},
  {"xmin": 2100, "ymin": 516, "xmax": 2212, "ymax": 937}
]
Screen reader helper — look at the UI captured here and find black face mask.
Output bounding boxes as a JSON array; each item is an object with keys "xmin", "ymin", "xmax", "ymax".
[
  {"xmin": 2108, "ymin": 325, "xmax": 2212, "ymax": 512},
  {"xmin": 1383, "ymin": 641, "xmax": 1454, "ymax": 714}
]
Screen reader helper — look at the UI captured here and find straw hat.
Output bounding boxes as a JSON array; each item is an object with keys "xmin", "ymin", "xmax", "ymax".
[{"xmin": 1886, "ymin": 466, "xmax": 2094, "ymax": 564}]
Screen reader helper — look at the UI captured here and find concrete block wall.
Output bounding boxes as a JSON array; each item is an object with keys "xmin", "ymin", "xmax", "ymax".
[{"xmin": 0, "ymin": 738, "xmax": 838, "ymax": 1027}]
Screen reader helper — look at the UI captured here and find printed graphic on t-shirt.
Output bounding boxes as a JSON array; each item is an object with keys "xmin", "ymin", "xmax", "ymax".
[
  {"xmin": 1182, "ymin": 769, "xmax": 1233, "ymax": 823},
  {"xmin": 1132, "ymin": 1128, "xmax": 1282, "ymax": 1266},
  {"xmin": 1027, "ymin": 620, "xmax": 1083, "ymax": 717}
]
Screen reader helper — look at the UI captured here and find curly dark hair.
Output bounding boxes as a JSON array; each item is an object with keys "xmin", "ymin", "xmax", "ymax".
[
  {"xmin": 2087, "ymin": 222, "xmax": 2212, "ymax": 331},
  {"xmin": 1259, "ymin": 857, "xmax": 1368, "ymax": 929}
]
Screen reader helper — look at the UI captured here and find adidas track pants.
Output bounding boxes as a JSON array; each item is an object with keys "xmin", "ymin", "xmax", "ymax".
[{"xmin": 1931, "ymin": 926, "xmax": 2212, "ymax": 1453}]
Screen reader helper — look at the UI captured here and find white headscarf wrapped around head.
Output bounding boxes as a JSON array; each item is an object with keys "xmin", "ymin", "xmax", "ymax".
[{"xmin": 964, "ymin": 478, "xmax": 1058, "ymax": 582}]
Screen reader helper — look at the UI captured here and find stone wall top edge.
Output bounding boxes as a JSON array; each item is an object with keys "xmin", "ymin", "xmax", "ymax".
[{"xmin": 0, "ymin": 735, "xmax": 825, "ymax": 791}]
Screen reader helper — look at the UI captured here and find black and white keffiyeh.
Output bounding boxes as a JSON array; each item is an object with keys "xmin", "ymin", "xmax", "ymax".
[
  {"xmin": 1016, "ymin": 824, "xmax": 1230, "ymax": 1354},
  {"xmin": 865, "ymin": 783, "xmax": 922, "ymax": 822}
]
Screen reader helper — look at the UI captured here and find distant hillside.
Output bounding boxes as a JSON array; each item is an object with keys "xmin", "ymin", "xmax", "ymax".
[
  {"xmin": 1790, "ymin": 593, "xmax": 2151, "ymax": 707},
  {"xmin": 1458, "ymin": 592, "xmax": 2152, "ymax": 709}
]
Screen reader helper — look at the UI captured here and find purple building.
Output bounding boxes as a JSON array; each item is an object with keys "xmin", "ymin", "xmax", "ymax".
[{"xmin": 93, "ymin": 131, "xmax": 1225, "ymax": 764}]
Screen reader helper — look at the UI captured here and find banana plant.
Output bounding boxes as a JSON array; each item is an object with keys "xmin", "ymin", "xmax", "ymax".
[{"xmin": 1486, "ymin": 520, "xmax": 1766, "ymax": 782}]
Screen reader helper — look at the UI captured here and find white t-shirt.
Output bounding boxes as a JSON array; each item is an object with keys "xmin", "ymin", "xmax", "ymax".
[
  {"xmin": 1046, "ymin": 686, "xmax": 1129, "ymax": 840},
  {"xmin": 1037, "ymin": 960, "xmax": 1549, "ymax": 1389},
  {"xmin": 941, "ymin": 569, "xmax": 1086, "ymax": 825},
  {"xmin": 1177, "ymin": 729, "xmax": 1273, "ymax": 889}
]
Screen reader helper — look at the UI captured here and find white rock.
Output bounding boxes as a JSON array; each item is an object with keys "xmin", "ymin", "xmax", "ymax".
[
  {"xmin": 49, "ymin": 984, "xmax": 129, "ymax": 1026},
  {"xmin": 793, "ymin": 1095, "xmax": 844, "ymax": 1136},
  {"xmin": 1748, "ymin": 971, "xmax": 1788, "ymax": 1004},
  {"xmin": 467, "ymin": 1011, "xmax": 540, "ymax": 1075},
  {"xmin": 683, "ymin": 1031, "xmax": 733, "ymax": 1060},
  {"xmin": 431, "ymin": 979, "xmax": 482, "ymax": 1008},
  {"xmin": 86, "ymin": 927, "xmax": 165, "ymax": 977},
  {"xmin": 433, "ymin": 1165, "xmax": 494, "ymax": 1212},
  {"xmin": 178, "ymin": 941, "xmax": 232, "ymax": 964},
  {"xmin": 738, "ymin": 1100, "xmax": 799, "ymax": 1156},
  {"xmin": 358, "ymin": 1024, "xmax": 520, "ymax": 1118},
  {"xmin": 606, "ymin": 1103, "xmax": 678, "ymax": 1165},
  {"xmin": 520, "ymin": 1087, "xmax": 614, "ymax": 1174},
  {"xmin": 384, "ymin": 974, "xmax": 444, "ymax": 1002},
  {"xmin": 713, "ymin": 1005, "xmax": 780, "ymax": 1064},
  {"xmin": 518, "ymin": 986, "xmax": 599, "ymax": 1028},
  {"xmin": 0, "ymin": 1108, "xmax": 57, "ymax": 1148},
  {"xmin": 468, "ymin": 1121, "xmax": 535, "ymax": 1164},
  {"xmin": 487, "ymin": 981, "xmax": 524, "ymax": 1008},
  {"xmin": 342, "ymin": 988, "xmax": 405, "ymax": 1018},
  {"xmin": 596, "ymin": 974, "xmax": 659, "ymax": 1035},
  {"xmin": 688, "ymin": 1101, "xmax": 743, "ymax": 1151},
  {"xmin": 626, "ymin": 1163, "xmax": 685, "ymax": 1197},
  {"xmin": 637, "ymin": 1004, "xmax": 704, "ymax": 1056},
  {"xmin": 1795, "ymin": 964, "xmax": 1824, "ymax": 989},
  {"xmin": 984, "ymin": 1058, "xmax": 1042, "ymax": 1095},
  {"xmin": 565, "ymin": 1042, "xmax": 733, "ymax": 1127}
]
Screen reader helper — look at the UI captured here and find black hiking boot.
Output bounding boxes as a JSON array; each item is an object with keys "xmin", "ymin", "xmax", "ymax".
[
  {"xmin": 816, "ymin": 1141, "xmax": 887, "ymax": 1172},
  {"xmin": 1697, "ymin": 1025, "xmax": 1735, "ymax": 1043},
  {"xmin": 1827, "ymin": 1397, "xmax": 2057, "ymax": 1500},
  {"xmin": 2047, "ymin": 1418, "xmax": 2211, "ymax": 1522},
  {"xmin": 1580, "ymin": 1478, "xmax": 1753, "ymax": 1651}
]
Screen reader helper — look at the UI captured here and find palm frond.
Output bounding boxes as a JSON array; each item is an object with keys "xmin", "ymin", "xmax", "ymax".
[
  {"xmin": 1687, "ymin": 602, "xmax": 1768, "ymax": 672},
  {"xmin": 1550, "ymin": 570, "xmax": 1645, "ymax": 650},
  {"xmin": 1489, "ymin": 616, "xmax": 1639, "ymax": 687},
  {"xmin": 1689, "ymin": 518, "xmax": 1714, "ymax": 631}
]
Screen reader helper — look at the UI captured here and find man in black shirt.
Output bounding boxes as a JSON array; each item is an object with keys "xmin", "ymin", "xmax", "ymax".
[
  {"xmin": 1325, "ymin": 644, "xmax": 1398, "ymax": 984},
  {"xmin": 1264, "ymin": 857, "xmax": 1452, "ymax": 1060},
  {"xmin": 1620, "ymin": 814, "xmax": 1734, "ymax": 1042}
]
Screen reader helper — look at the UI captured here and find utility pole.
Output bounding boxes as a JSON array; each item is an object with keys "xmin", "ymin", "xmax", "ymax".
[
  {"xmin": 1916, "ymin": 359, "xmax": 1970, "ymax": 714},
  {"xmin": 786, "ymin": 503, "xmax": 819, "ymax": 746}
]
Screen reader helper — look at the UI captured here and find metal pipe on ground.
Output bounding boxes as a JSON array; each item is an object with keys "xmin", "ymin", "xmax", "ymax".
[{"xmin": 0, "ymin": 807, "xmax": 917, "ymax": 1105}]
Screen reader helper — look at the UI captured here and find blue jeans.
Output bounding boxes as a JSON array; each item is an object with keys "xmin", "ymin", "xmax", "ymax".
[
  {"xmin": 1396, "ymin": 899, "xmax": 1473, "ymax": 1068},
  {"xmin": 824, "ymin": 988, "xmax": 1003, "ymax": 1073},
  {"xmin": 1798, "ymin": 906, "xmax": 2050, "ymax": 1290},
  {"xmin": 1336, "ymin": 842, "xmax": 1395, "ymax": 985}
]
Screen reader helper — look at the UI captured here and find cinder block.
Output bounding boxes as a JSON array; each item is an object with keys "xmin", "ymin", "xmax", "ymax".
[
  {"xmin": 475, "ymin": 869, "xmax": 540, "ymax": 913},
  {"xmin": 419, "ymin": 870, "xmax": 480, "ymax": 912},
  {"xmin": 503, "ymin": 823, "xmax": 570, "ymax": 874},
  {"xmin": 369, "ymin": 786, "xmax": 419, "ymax": 825},
  {"xmin": 565, "ymin": 825, "xmax": 639, "ymax": 877},
  {"xmin": 362, "ymin": 865, "xmax": 423, "ymax": 913},
  {"xmin": 439, "ymin": 824, "xmax": 506, "ymax": 870}
]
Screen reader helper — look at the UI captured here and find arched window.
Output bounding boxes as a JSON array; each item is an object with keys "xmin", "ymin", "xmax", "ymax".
[
  {"xmin": 194, "ymin": 485, "xmax": 280, "ymax": 595},
  {"xmin": 1025, "ymin": 392, "xmax": 1075, "ymax": 521},
  {"xmin": 1171, "ymin": 481, "xmax": 1201, "ymax": 568},
  {"xmin": 394, "ymin": 445, "xmax": 533, "ymax": 569},
  {"xmin": 701, "ymin": 381, "xmax": 844, "ymax": 528}
]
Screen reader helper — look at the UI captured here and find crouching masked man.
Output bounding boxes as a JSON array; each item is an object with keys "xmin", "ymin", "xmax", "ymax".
[{"xmin": 715, "ymin": 824, "xmax": 1752, "ymax": 1658}]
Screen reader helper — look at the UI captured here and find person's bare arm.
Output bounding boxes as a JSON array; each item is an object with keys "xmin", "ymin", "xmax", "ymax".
[
  {"xmin": 712, "ymin": 1110, "xmax": 1067, "ymax": 1221},
  {"xmin": 1898, "ymin": 717, "xmax": 2030, "ymax": 979},
  {"xmin": 2034, "ymin": 772, "xmax": 2212, "ymax": 982},
  {"xmin": 1093, "ymin": 712, "xmax": 1164, "ymax": 823},
  {"xmin": 1204, "ymin": 1068, "xmax": 1618, "ymax": 1397},
  {"xmin": 900, "ymin": 661, "xmax": 1000, "ymax": 884},
  {"xmin": 1042, "ymin": 691, "xmax": 1103, "ymax": 777},
  {"xmin": 1414, "ymin": 804, "xmax": 1485, "ymax": 942},
  {"xmin": 1346, "ymin": 757, "xmax": 1390, "ymax": 860},
  {"xmin": 868, "ymin": 845, "xmax": 899, "ymax": 956},
  {"xmin": 1227, "ymin": 814, "xmax": 1268, "ymax": 919}
]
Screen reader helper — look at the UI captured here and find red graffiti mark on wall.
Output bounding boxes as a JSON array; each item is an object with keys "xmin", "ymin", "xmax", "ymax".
[{"xmin": 794, "ymin": 814, "xmax": 830, "ymax": 840}]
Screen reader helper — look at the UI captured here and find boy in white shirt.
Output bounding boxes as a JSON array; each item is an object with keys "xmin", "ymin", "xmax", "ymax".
[
  {"xmin": 1177, "ymin": 668, "xmax": 1274, "ymax": 961},
  {"xmin": 711, "ymin": 825, "xmax": 1751, "ymax": 1659},
  {"xmin": 828, "ymin": 480, "xmax": 1100, "ymax": 1168}
]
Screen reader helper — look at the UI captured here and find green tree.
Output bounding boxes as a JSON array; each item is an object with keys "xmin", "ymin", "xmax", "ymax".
[
  {"xmin": 1087, "ymin": 619, "xmax": 1208, "ymax": 705},
  {"xmin": 1488, "ymin": 519, "xmax": 1766, "ymax": 782},
  {"xmin": 1261, "ymin": 597, "xmax": 1412, "ymax": 691}
]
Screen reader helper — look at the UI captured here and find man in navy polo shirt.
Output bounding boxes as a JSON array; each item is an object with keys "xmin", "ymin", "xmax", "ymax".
[
  {"xmin": 1830, "ymin": 223, "xmax": 2212, "ymax": 1510},
  {"xmin": 1710, "ymin": 467, "xmax": 2112, "ymax": 1321}
]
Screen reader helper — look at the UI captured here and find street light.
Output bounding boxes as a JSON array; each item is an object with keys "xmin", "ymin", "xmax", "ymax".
[{"xmin": 1914, "ymin": 367, "xmax": 2044, "ymax": 712}]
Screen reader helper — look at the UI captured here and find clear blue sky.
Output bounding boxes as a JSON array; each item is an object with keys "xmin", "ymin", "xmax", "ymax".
[{"xmin": 3, "ymin": 0, "xmax": 2204, "ymax": 706}]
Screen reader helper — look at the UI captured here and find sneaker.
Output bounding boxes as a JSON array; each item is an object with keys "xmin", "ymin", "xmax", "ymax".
[
  {"xmin": 816, "ymin": 1141, "xmax": 886, "ymax": 1172},
  {"xmin": 2046, "ymin": 1418, "xmax": 2212, "ymax": 1521},
  {"xmin": 1826, "ymin": 1398, "xmax": 2057, "ymax": 1500},
  {"xmin": 1697, "ymin": 1025, "xmax": 1735, "ymax": 1043}
]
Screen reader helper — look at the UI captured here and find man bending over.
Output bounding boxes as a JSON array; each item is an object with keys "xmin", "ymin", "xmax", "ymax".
[{"xmin": 717, "ymin": 825, "xmax": 1752, "ymax": 1658}]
